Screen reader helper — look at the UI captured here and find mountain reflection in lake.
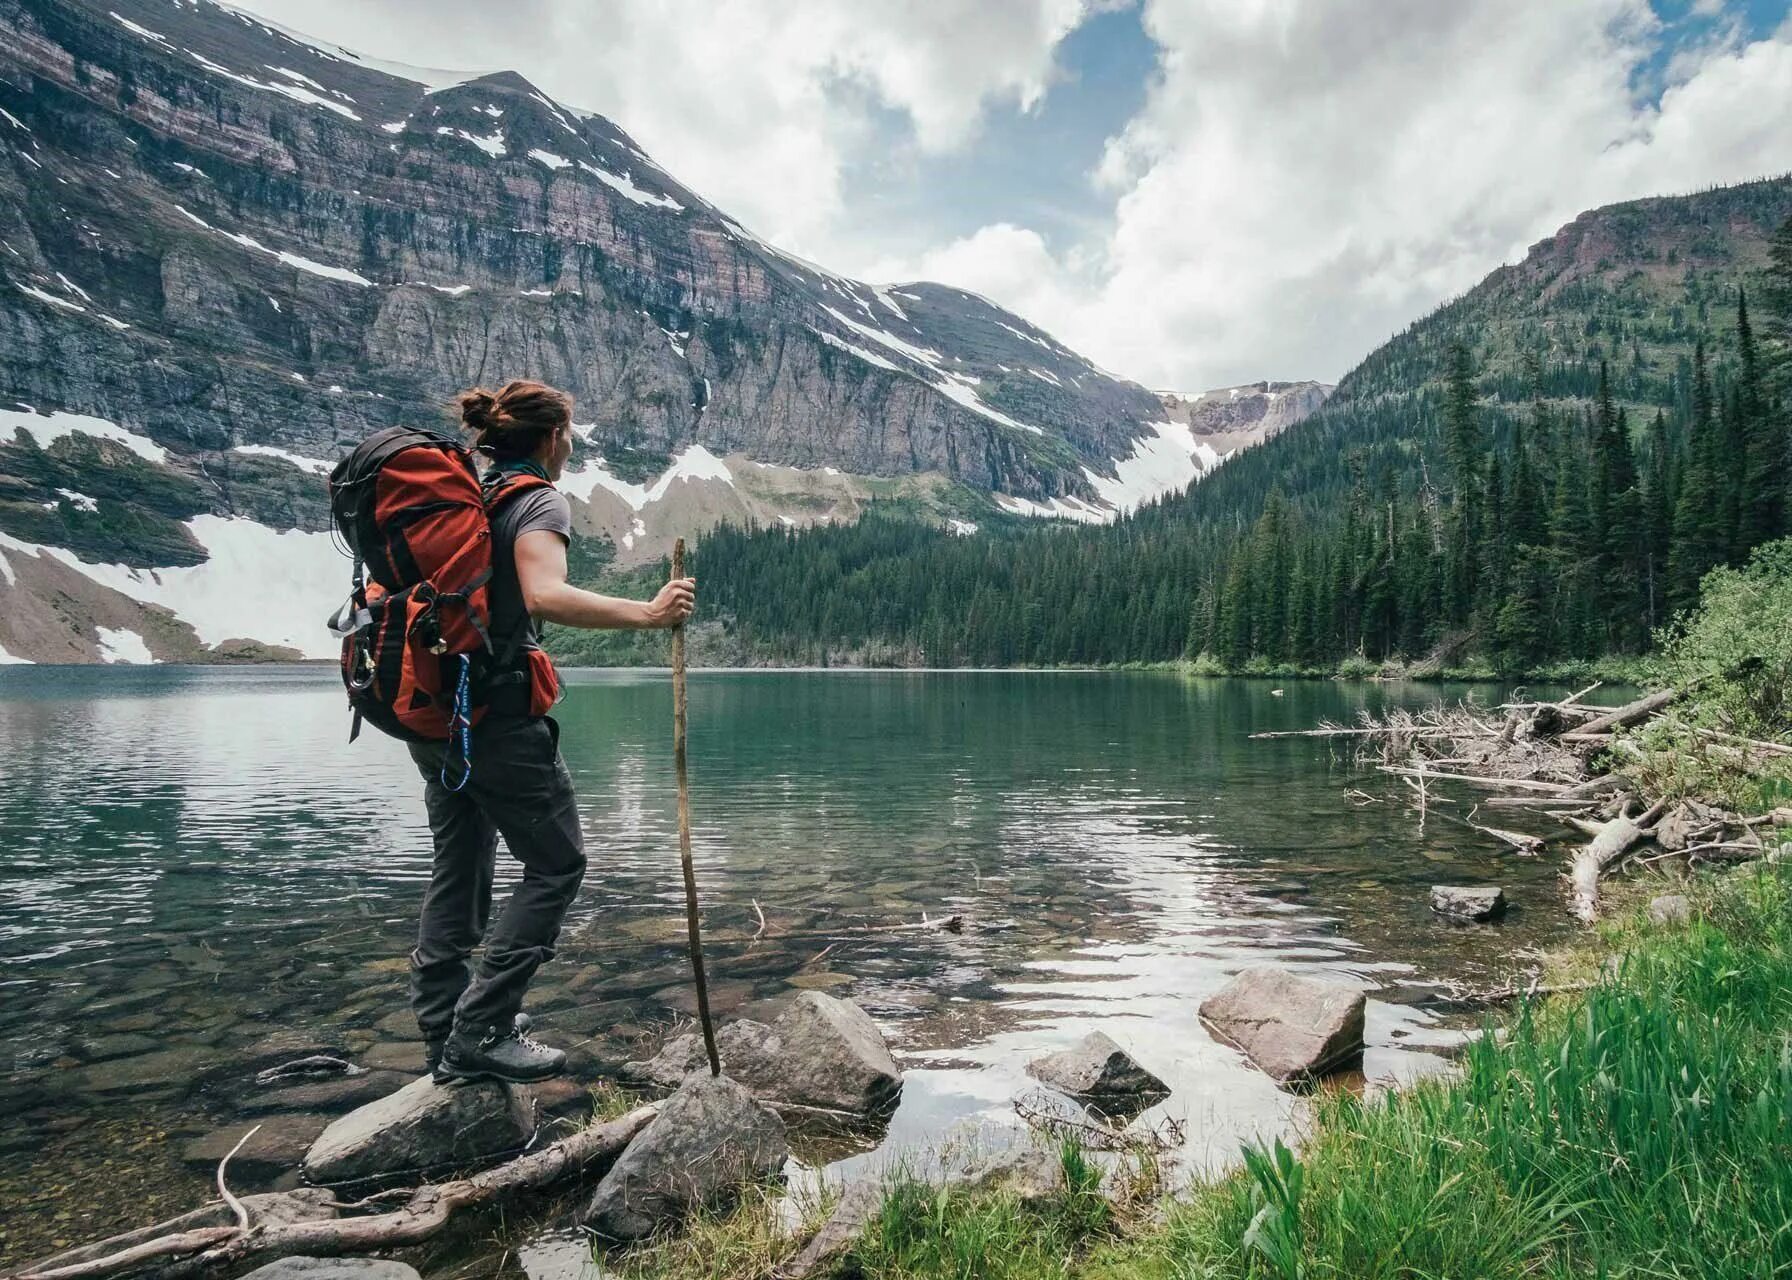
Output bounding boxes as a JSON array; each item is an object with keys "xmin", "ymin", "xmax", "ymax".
[{"xmin": 0, "ymin": 667, "xmax": 1580, "ymax": 1265}]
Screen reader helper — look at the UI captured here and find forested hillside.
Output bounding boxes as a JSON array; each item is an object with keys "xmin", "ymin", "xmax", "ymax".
[{"xmin": 669, "ymin": 178, "xmax": 1792, "ymax": 673}]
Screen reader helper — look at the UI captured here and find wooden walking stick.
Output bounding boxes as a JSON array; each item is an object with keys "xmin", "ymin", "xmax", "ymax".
[{"xmin": 671, "ymin": 537, "xmax": 721, "ymax": 1076}]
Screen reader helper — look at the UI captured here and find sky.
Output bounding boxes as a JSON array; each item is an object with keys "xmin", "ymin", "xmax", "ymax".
[{"xmin": 233, "ymin": 0, "xmax": 1792, "ymax": 392}]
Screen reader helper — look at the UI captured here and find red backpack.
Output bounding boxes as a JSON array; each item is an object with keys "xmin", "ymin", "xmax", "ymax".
[{"xmin": 326, "ymin": 427, "xmax": 561, "ymax": 787}]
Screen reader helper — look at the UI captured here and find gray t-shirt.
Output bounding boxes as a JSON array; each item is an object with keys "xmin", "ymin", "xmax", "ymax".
[{"xmin": 490, "ymin": 484, "xmax": 572, "ymax": 658}]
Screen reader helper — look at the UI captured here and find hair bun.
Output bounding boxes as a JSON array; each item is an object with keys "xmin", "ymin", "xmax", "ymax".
[{"xmin": 458, "ymin": 387, "xmax": 501, "ymax": 434}]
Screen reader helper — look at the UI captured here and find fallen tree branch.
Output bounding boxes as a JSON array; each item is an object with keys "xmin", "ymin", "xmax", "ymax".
[
  {"xmin": 216, "ymin": 1126, "xmax": 258, "ymax": 1235},
  {"xmin": 1565, "ymin": 800, "xmax": 1665, "ymax": 924},
  {"xmin": 12, "ymin": 1104, "xmax": 661, "ymax": 1280},
  {"xmin": 1381, "ymin": 765, "xmax": 1577, "ymax": 793},
  {"xmin": 1562, "ymin": 687, "xmax": 1681, "ymax": 739}
]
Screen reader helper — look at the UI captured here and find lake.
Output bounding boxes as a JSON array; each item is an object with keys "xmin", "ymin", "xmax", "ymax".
[{"xmin": 0, "ymin": 667, "xmax": 1582, "ymax": 1270}]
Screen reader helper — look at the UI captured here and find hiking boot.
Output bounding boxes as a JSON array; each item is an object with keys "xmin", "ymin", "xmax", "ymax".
[
  {"xmin": 424, "ymin": 1012, "xmax": 534, "ymax": 1074},
  {"xmin": 432, "ymin": 1012, "xmax": 565, "ymax": 1084}
]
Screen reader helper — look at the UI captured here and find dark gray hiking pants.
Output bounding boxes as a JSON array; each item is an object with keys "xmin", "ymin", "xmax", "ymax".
[{"xmin": 406, "ymin": 714, "xmax": 586, "ymax": 1038}]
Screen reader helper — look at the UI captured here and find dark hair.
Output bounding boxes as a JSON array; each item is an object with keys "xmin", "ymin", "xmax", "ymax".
[{"xmin": 457, "ymin": 379, "xmax": 573, "ymax": 461}]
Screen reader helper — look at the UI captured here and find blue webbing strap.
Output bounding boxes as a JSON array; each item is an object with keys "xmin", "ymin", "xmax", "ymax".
[{"xmin": 441, "ymin": 653, "xmax": 474, "ymax": 792}]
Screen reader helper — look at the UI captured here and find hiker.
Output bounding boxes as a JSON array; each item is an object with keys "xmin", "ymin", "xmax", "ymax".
[{"xmin": 405, "ymin": 379, "xmax": 694, "ymax": 1084}]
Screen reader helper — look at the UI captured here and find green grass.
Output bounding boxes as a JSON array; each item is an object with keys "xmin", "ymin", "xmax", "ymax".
[{"xmin": 850, "ymin": 1141, "xmax": 1115, "ymax": 1280}]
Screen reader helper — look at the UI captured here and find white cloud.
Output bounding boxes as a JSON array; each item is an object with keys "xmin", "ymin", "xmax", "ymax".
[
  {"xmin": 228, "ymin": 0, "xmax": 1792, "ymax": 392},
  {"xmin": 891, "ymin": 0, "xmax": 1792, "ymax": 390},
  {"xmin": 235, "ymin": 0, "xmax": 1092, "ymax": 254}
]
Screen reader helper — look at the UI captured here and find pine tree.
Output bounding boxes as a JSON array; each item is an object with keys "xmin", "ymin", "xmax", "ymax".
[
  {"xmin": 1668, "ymin": 341, "xmax": 1727, "ymax": 617},
  {"xmin": 1735, "ymin": 289, "xmax": 1787, "ymax": 551},
  {"xmin": 1441, "ymin": 343, "xmax": 1482, "ymax": 628},
  {"xmin": 1639, "ymin": 410, "xmax": 1674, "ymax": 634}
]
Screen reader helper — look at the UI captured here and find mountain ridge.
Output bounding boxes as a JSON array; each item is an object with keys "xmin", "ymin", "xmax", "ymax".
[{"xmin": 0, "ymin": 0, "xmax": 1329, "ymax": 663}]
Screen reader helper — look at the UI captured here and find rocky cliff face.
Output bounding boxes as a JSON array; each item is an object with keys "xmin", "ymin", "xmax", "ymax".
[
  {"xmin": 0, "ymin": 0, "xmax": 1266, "ymax": 662},
  {"xmin": 1155, "ymin": 381, "xmax": 1333, "ymax": 457}
]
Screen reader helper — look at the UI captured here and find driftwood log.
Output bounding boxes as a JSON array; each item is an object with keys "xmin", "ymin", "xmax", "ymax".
[
  {"xmin": 1564, "ymin": 801, "xmax": 1666, "ymax": 924},
  {"xmin": 1562, "ymin": 687, "xmax": 1682, "ymax": 739},
  {"xmin": 11, "ymin": 1103, "xmax": 662, "ymax": 1280}
]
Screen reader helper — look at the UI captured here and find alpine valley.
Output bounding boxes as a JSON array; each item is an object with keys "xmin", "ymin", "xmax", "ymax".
[{"xmin": 0, "ymin": 0, "xmax": 1329, "ymax": 664}]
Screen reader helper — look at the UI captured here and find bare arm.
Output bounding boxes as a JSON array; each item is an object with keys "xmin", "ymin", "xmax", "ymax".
[{"xmin": 514, "ymin": 529, "xmax": 695, "ymax": 630}]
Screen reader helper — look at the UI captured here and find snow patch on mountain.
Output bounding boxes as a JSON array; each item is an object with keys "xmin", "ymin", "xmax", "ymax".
[
  {"xmin": 994, "ymin": 493, "xmax": 1109, "ymax": 523},
  {"xmin": 2, "ymin": 407, "xmax": 167, "ymax": 463},
  {"xmin": 438, "ymin": 127, "xmax": 506, "ymax": 157},
  {"xmin": 173, "ymin": 206, "xmax": 373, "ymax": 286},
  {"xmin": 812, "ymin": 328, "xmax": 901, "ymax": 373},
  {"xmin": 559, "ymin": 444, "xmax": 735, "ymax": 511},
  {"xmin": 0, "ymin": 518, "xmax": 342, "ymax": 658},
  {"xmin": 232, "ymin": 443, "xmax": 333, "ymax": 474},
  {"xmin": 96, "ymin": 626, "xmax": 154, "ymax": 664},
  {"xmin": 1083, "ymin": 421, "xmax": 1225, "ymax": 515},
  {"xmin": 576, "ymin": 161, "xmax": 682, "ymax": 211}
]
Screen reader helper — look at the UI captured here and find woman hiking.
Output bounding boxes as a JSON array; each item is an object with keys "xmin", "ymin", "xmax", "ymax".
[{"xmin": 410, "ymin": 379, "xmax": 695, "ymax": 1085}]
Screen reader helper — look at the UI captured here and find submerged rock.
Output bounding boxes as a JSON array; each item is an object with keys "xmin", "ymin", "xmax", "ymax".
[
  {"xmin": 1430, "ymin": 885, "xmax": 1507, "ymax": 921},
  {"xmin": 239, "ymin": 1259, "xmax": 420, "ymax": 1280},
  {"xmin": 581, "ymin": 1073, "xmax": 787, "ymax": 1242},
  {"xmin": 301, "ymin": 1075, "xmax": 534, "ymax": 1185},
  {"xmin": 621, "ymin": 991, "xmax": 901, "ymax": 1116},
  {"xmin": 181, "ymin": 1114, "xmax": 331, "ymax": 1180},
  {"xmin": 240, "ymin": 1070, "xmax": 413, "ymax": 1117},
  {"xmin": 1025, "ymin": 1031, "xmax": 1167, "ymax": 1104},
  {"xmin": 1199, "ymin": 966, "xmax": 1365, "ymax": 1084}
]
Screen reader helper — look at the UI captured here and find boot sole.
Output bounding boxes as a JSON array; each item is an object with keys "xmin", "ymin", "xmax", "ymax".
[{"xmin": 432, "ymin": 1061, "xmax": 567, "ymax": 1086}]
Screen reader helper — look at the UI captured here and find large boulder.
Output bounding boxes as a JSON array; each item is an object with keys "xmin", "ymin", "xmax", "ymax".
[
  {"xmin": 1199, "ymin": 967, "xmax": 1365, "ymax": 1084},
  {"xmin": 581, "ymin": 1073, "xmax": 787, "ymax": 1243},
  {"xmin": 621, "ymin": 992, "xmax": 901, "ymax": 1116},
  {"xmin": 238, "ymin": 1261, "xmax": 419, "ymax": 1280},
  {"xmin": 1025, "ymin": 1032, "xmax": 1167, "ymax": 1105},
  {"xmin": 301, "ymin": 1075, "xmax": 534, "ymax": 1185},
  {"xmin": 1430, "ymin": 885, "xmax": 1507, "ymax": 921}
]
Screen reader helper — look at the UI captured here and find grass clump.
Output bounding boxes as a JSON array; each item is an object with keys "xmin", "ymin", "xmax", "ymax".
[{"xmin": 851, "ymin": 1140, "xmax": 1114, "ymax": 1279}]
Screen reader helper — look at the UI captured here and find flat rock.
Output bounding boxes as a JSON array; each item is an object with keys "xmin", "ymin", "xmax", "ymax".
[
  {"xmin": 1025, "ymin": 1031, "xmax": 1167, "ymax": 1103},
  {"xmin": 67, "ymin": 1045, "xmax": 215, "ymax": 1096},
  {"xmin": 1199, "ymin": 966, "xmax": 1365, "ymax": 1084},
  {"xmin": 240, "ymin": 1259, "xmax": 420, "ymax": 1280},
  {"xmin": 240, "ymin": 1070, "xmax": 414, "ymax": 1116},
  {"xmin": 1648, "ymin": 892, "xmax": 1692, "ymax": 926},
  {"xmin": 1430, "ymin": 885, "xmax": 1507, "ymax": 921},
  {"xmin": 581, "ymin": 1073, "xmax": 786, "ymax": 1242},
  {"xmin": 181, "ymin": 1115, "xmax": 330, "ymax": 1181},
  {"xmin": 621, "ymin": 991, "xmax": 901, "ymax": 1116},
  {"xmin": 301, "ymin": 1075, "xmax": 535, "ymax": 1185}
]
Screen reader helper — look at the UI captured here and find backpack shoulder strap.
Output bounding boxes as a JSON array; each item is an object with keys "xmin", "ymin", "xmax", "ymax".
[
  {"xmin": 482, "ymin": 472, "xmax": 561, "ymax": 670},
  {"xmin": 482, "ymin": 470, "xmax": 557, "ymax": 513}
]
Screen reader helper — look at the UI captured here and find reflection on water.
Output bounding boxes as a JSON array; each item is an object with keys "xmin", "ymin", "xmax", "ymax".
[{"xmin": 0, "ymin": 667, "xmax": 1578, "ymax": 1265}]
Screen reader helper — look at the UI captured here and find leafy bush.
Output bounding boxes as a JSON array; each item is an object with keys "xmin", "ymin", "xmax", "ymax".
[{"xmin": 1652, "ymin": 537, "xmax": 1792, "ymax": 740}]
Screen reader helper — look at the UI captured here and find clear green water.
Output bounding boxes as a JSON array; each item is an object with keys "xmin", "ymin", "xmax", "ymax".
[{"xmin": 0, "ymin": 668, "xmax": 1582, "ymax": 1268}]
